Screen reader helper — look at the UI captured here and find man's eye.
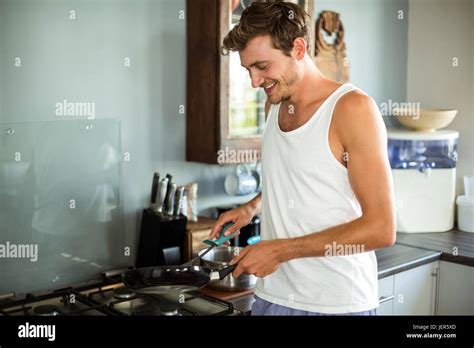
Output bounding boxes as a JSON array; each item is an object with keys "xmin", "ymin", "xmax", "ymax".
[{"xmin": 257, "ymin": 65, "xmax": 268, "ymax": 71}]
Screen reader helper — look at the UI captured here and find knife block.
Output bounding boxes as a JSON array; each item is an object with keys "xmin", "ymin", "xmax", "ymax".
[{"xmin": 136, "ymin": 209, "xmax": 187, "ymax": 267}]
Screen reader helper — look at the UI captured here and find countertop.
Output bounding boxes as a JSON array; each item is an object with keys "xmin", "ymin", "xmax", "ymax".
[
  {"xmin": 395, "ymin": 229, "xmax": 474, "ymax": 266},
  {"xmin": 374, "ymin": 243, "xmax": 441, "ymax": 278},
  {"xmin": 227, "ymin": 229, "xmax": 474, "ymax": 314}
]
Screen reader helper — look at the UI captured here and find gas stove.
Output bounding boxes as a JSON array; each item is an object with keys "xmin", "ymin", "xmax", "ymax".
[{"xmin": 0, "ymin": 269, "xmax": 241, "ymax": 316}]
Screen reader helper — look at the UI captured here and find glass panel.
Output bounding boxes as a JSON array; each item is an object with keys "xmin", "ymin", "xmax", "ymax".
[{"xmin": 0, "ymin": 120, "xmax": 126, "ymax": 295}]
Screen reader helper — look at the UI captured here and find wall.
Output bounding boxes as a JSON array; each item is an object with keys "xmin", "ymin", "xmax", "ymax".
[
  {"xmin": 0, "ymin": 0, "xmax": 255, "ymax": 291},
  {"xmin": 0, "ymin": 1, "xmax": 3, "ymax": 116},
  {"xmin": 407, "ymin": 0, "xmax": 474, "ymax": 193},
  {"xmin": 314, "ymin": 0, "xmax": 409, "ymax": 127}
]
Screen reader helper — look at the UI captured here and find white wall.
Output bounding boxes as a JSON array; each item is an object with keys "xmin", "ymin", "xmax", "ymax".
[
  {"xmin": 0, "ymin": 0, "xmax": 256, "ymax": 292},
  {"xmin": 407, "ymin": 0, "xmax": 474, "ymax": 194},
  {"xmin": 0, "ymin": 0, "xmax": 254, "ymax": 243},
  {"xmin": 0, "ymin": 2, "xmax": 3, "ymax": 117},
  {"xmin": 314, "ymin": 0, "xmax": 409, "ymax": 127}
]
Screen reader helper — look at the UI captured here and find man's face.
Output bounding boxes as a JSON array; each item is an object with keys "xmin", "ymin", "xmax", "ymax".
[{"xmin": 239, "ymin": 35, "xmax": 301, "ymax": 104}]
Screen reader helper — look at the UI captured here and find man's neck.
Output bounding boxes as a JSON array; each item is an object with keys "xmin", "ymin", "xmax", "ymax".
[{"xmin": 286, "ymin": 57, "xmax": 332, "ymax": 110}]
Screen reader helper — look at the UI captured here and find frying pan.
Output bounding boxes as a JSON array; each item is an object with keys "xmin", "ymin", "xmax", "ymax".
[
  {"xmin": 122, "ymin": 264, "xmax": 237, "ymax": 294},
  {"xmin": 122, "ymin": 222, "xmax": 238, "ymax": 294}
]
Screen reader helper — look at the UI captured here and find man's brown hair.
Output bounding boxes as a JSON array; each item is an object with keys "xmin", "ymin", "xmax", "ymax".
[{"xmin": 222, "ymin": 1, "xmax": 311, "ymax": 57}]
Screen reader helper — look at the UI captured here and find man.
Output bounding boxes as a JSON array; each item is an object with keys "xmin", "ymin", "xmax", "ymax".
[{"xmin": 209, "ymin": 2, "xmax": 396, "ymax": 315}]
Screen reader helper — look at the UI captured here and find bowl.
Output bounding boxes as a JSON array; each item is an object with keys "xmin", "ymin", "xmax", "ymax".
[
  {"xmin": 198, "ymin": 246, "xmax": 257, "ymax": 291},
  {"xmin": 393, "ymin": 108, "xmax": 457, "ymax": 132}
]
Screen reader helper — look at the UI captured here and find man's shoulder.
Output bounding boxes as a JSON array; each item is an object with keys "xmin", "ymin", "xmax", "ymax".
[
  {"xmin": 332, "ymin": 88, "xmax": 383, "ymax": 143},
  {"xmin": 333, "ymin": 88, "xmax": 379, "ymax": 124},
  {"xmin": 336, "ymin": 88, "xmax": 374, "ymax": 113}
]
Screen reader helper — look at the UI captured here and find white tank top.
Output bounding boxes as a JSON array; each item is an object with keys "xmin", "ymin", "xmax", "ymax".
[{"xmin": 256, "ymin": 83, "xmax": 379, "ymax": 314}]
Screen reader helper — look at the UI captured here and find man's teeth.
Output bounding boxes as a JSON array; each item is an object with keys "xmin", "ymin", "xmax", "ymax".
[{"xmin": 265, "ymin": 83, "xmax": 276, "ymax": 89}]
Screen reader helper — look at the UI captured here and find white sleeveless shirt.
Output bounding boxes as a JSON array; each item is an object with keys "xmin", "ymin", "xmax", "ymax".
[{"xmin": 256, "ymin": 83, "xmax": 379, "ymax": 314}]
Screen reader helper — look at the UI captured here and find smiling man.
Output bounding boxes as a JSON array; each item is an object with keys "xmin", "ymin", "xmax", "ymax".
[{"xmin": 209, "ymin": 2, "xmax": 396, "ymax": 315}]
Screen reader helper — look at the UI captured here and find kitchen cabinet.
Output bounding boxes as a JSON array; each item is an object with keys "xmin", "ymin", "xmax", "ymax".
[
  {"xmin": 393, "ymin": 261, "xmax": 439, "ymax": 315},
  {"xmin": 377, "ymin": 275, "xmax": 395, "ymax": 315},
  {"xmin": 186, "ymin": 0, "xmax": 315, "ymax": 164},
  {"xmin": 437, "ymin": 261, "xmax": 474, "ymax": 315}
]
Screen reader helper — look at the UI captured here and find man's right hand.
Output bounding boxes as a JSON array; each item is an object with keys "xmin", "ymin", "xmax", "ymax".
[{"xmin": 208, "ymin": 203, "xmax": 257, "ymax": 241}]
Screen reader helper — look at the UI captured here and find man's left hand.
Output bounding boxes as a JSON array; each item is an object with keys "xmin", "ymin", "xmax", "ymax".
[{"xmin": 230, "ymin": 239, "xmax": 288, "ymax": 278}]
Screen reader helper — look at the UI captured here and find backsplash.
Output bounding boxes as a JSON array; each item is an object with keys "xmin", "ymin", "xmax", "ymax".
[{"xmin": 0, "ymin": 120, "xmax": 127, "ymax": 294}]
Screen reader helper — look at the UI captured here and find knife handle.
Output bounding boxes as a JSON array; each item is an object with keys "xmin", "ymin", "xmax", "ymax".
[
  {"xmin": 166, "ymin": 184, "xmax": 177, "ymax": 216},
  {"xmin": 165, "ymin": 174, "xmax": 173, "ymax": 212},
  {"xmin": 174, "ymin": 186, "xmax": 185, "ymax": 216},
  {"xmin": 150, "ymin": 172, "xmax": 160, "ymax": 206},
  {"xmin": 155, "ymin": 177, "xmax": 168, "ymax": 213}
]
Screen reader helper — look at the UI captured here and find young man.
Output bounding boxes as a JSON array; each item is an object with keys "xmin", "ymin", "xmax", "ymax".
[{"xmin": 209, "ymin": 2, "xmax": 396, "ymax": 315}]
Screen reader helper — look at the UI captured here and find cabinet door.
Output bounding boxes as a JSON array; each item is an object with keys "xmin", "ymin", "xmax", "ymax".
[
  {"xmin": 438, "ymin": 261, "xmax": 474, "ymax": 315},
  {"xmin": 393, "ymin": 261, "xmax": 439, "ymax": 315},
  {"xmin": 378, "ymin": 275, "xmax": 394, "ymax": 315}
]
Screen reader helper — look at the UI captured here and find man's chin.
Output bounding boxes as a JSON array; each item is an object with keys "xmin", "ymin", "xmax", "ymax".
[{"xmin": 268, "ymin": 95, "xmax": 284, "ymax": 105}]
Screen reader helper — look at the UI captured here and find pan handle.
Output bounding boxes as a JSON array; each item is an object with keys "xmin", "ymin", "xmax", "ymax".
[{"xmin": 218, "ymin": 264, "xmax": 238, "ymax": 279}]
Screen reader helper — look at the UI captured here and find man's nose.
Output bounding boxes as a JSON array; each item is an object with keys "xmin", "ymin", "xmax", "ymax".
[{"xmin": 250, "ymin": 73, "xmax": 264, "ymax": 89}]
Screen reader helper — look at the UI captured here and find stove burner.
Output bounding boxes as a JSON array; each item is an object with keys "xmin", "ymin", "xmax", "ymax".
[
  {"xmin": 161, "ymin": 308, "xmax": 179, "ymax": 316},
  {"xmin": 113, "ymin": 287, "xmax": 136, "ymax": 299},
  {"xmin": 159, "ymin": 300, "xmax": 180, "ymax": 316},
  {"xmin": 33, "ymin": 305, "xmax": 62, "ymax": 316}
]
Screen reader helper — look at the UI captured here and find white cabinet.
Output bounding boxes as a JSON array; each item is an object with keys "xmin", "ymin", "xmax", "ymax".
[
  {"xmin": 377, "ymin": 275, "xmax": 394, "ymax": 315},
  {"xmin": 437, "ymin": 261, "xmax": 474, "ymax": 315},
  {"xmin": 379, "ymin": 260, "xmax": 473, "ymax": 315},
  {"xmin": 393, "ymin": 261, "xmax": 439, "ymax": 315}
]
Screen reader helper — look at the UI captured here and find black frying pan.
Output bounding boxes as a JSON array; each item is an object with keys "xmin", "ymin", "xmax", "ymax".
[{"xmin": 122, "ymin": 264, "xmax": 237, "ymax": 294}]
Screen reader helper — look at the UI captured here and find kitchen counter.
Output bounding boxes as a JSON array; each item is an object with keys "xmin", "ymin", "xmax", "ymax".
[
  {"xmin": 395, "ymin": 229, "xmax": 474, "ymax": 266},
  {"xmin": 229, "ymin": 229, "xmax": 474, "ymax": 314},
  {"xmin": 375, "ymin": 244, "xmax": 441, "ymax": 278}
]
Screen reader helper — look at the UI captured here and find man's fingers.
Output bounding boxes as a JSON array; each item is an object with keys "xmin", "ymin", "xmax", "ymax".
[
  {"xmin": 229, "ymin": 245, "xmax": 250, "ymax": 265},
  {"xmin": 230, "ymin": 246, "xmax": 254, "ymax": 278},
  {"xmin": 232, "ymin": 264, "xmax": 244, "ymax": 278},
  {"xmin": 210, "ymin": 216, "xmax": 243, "ymax": 240},
  {"xmin": 223, "ymin": 222, "xmax": 241, "ymax": 236},
  {"xmin": 209, "ymin": 221, "xmax": 223, "ymax": 239},
  {"xmin": 209, "ymin": 216, "xmax": 231, "ymax": 239},
  {"xmin": 223, "ymin": 231, "xmax": 240, "ymax": 246}
]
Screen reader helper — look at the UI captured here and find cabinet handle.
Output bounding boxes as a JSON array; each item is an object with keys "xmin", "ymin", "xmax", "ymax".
[
  {"xmin": 431, "ymin": 267, "xmax": 440, "ymax": 315},
  {"xmin": 379, "ymin": 295, "xmax": 394, "ymax": 304}
]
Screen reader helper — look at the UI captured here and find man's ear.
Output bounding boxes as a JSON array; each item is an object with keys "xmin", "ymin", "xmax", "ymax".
[{"xmin": 292, "ymin": 37, "xmax": 307, "ymax": 60}]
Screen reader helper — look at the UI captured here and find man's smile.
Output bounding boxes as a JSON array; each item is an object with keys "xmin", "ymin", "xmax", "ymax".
[{"xmin": 264, "ymin": 82, "xmax": 277, "ymax": 94}]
